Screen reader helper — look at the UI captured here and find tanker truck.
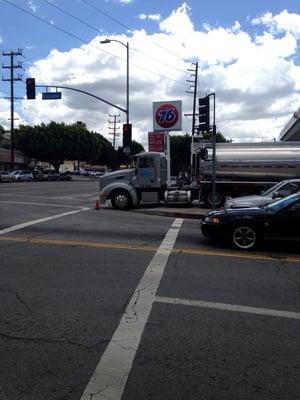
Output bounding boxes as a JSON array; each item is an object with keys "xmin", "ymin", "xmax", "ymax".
[
  {"xmin": 198, "ymin": 141, "xmax": 300, "ymax": 206},
  {"xmin": 99, "ymin": 142, "xmax": 300, "ymax": 210}
]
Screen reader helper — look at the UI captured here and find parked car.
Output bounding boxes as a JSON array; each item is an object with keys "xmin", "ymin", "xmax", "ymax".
[
  {"xmin": 201, "ymin": 193, "xmax": 300, "ymax": 250},
  {"xmin": 41, "ymin": 170, "xmax": 60, "ymax": 181},
  {"xmin": 224, "ymin": 179, "xmax": 300, "ymax": 208},
  {"xmin": 0, "ymin": 170, "xmax": 13, "ymax": 182},
  {"xmin": 10, "ymin": 170, "xmax": 34, "ymax": 182}
]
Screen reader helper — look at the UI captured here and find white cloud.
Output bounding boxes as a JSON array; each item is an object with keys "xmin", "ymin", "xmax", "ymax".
[
  {"xmin": 117, "ymin": 0, "xmax": 134, "ymax": 4},
  {"xmin": 13, "ymin": 4, "xmax": 300, "ymax": 144},
  {"xmin": 0, "ymin": 35, "xmax": 3, "ymax": 44},
  {"xmin": 27, "ymin": 0, "xmax": 37, "ymax": 13},
  {"xmin": 139, "ymin": 13, "xmax": 161, "ymax": 21},
  {"xmin": 252, "ymin": 9, "xmax": 300, "ymax": 39}
]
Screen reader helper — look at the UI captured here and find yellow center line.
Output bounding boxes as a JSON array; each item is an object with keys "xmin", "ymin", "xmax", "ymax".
[{"xmin": 0, "ymin": 235, "xmax": 299, "ymax": 263}]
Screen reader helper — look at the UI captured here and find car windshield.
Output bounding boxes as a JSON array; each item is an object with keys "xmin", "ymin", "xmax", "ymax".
[{"xmin": 266, "ymin": 193, "xmax": 299, "ymax": 212}]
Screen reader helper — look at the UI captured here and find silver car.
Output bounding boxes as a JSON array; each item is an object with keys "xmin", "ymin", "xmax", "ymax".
[
  {"xmin": 224, "ymin": 179, "xmax": 300, "ymax": 208},
  {"xmin": 0, "ymin": 171, "xmax": 13, "ymax": 182},
  {"xmin": 11, "ymin": 170, "xmax": 34, "ymax": 182}
]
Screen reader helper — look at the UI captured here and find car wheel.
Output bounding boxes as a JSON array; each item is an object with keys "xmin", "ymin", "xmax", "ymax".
[
  {"xmin": 111, "ymin": 190, "xmax": 131, "ymax": 210},
  {"xmin": 231, "ymin": 225, "xmax": 258, "ymax": 250}
]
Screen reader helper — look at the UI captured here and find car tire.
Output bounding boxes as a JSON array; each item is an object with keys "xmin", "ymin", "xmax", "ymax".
[
  {"xmin": 111, "ymin": 190, "xmax": 131, "ymax": 210},
  {"xmin": 231, "ymin": 224, "xmax": 258, "ymax": 250}
]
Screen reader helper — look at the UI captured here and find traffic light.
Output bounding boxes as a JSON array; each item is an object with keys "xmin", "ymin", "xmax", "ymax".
[
  {"xmin": 123, "ymin": 123, "xmax": 132, "ymax": 148},
  {"xmin": 26, "ymin": 78, "xmax": 36, "ymax": 100},
  {"xmin": 199, "ymin": 147, "xmax": 208, "ymax": 160},
  {"xmin": 198, "ymin": 96, "xmax": 210, "ymax": 132}
]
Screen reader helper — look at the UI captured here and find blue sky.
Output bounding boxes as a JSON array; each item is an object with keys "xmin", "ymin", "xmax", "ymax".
[{"xmin": 1, "ymin": 0, "xmax": 300, "ymax": 145}]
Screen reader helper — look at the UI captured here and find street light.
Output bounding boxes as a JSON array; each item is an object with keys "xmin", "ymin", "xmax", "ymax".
[{"xmin": 100, "ymin": 38, "xmax": 129, "ymax": 125}]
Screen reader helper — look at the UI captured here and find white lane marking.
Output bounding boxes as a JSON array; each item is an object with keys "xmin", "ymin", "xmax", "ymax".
[
  {"xmin": 0, "ymin": 208, "xmax": 90, "ymax": 235},
  {"xmin": 0, "ymin": 200, "xmax": 83, "ymax": 208},
  {"xmin": 0, "ymin": 193, "xmax": 95, "ymax": 199},
  {"xmin": 80, "ymin": 218, "xmax": 183, "ymax": 400},
  {"xmin": 155, "ymin": 296, "xmax": 300, "ymax": 320}
]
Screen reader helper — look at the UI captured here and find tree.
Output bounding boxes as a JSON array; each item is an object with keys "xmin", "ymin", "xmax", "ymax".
[
  {"xmin": 15, "ymin": 121, "xmax": 145, "ymax": 169},
  {"xmin": 0, "ymin": 125, "xmax": 6, "ymax": 148},
  {"xmin": 116, "ymin": 140, "xmax": 145, "ymax": 166},
  {"xmin": 201, "ymin": 130, "xmax": 229, "ymax": 143},
  {"xmin": 170, "ymin": 134, "xmax": 191, "ymax": 175}
]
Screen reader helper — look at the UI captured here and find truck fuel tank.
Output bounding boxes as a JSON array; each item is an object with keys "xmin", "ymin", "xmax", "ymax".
[{"xmin": 164, "ymin": 190, "xmax": 192, "ymax": 205}]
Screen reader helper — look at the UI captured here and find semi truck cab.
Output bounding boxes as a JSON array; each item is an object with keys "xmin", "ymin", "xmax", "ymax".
[{"xmin": 99, "ymin": 152, "xmax": 168, "ymax": 210}]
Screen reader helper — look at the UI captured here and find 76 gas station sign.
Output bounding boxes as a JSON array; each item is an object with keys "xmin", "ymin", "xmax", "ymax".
[{"xmin": 153, "ymin": 100, "xmax": 182, "ymax": 132}]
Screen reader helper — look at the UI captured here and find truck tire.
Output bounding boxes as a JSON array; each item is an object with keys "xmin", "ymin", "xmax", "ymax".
[
  {"xmin": 111, "ymin": 190, "xmax": 132, "ymax": 210},
  {"xmin": 231, "ymin": 224, "xmax": 258, "ymax": 250},
  {"xmin": 204, "ymin": 191, "xmax": 224, "ymax": 208}
]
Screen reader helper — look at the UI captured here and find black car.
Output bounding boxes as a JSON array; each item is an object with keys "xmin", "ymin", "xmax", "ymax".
[{"xmin": 201, "ymin": 193, "xmax": 300, "ymax": 250}]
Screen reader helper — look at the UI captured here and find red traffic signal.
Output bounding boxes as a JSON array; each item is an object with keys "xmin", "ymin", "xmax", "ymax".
[
  {"xmin": 123, "ymin": 123, "xmax": 132, "ymax": 148},
  {"xmin": 26, "ymin": 78, "xmax": 36, "ymax": 100}
]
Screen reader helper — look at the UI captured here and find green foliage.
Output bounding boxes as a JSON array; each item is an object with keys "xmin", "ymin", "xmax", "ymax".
[
  {"xmin": 201, "ymin": 131, "xmax": 229, "ymax": 143},
  {"xmin": 0, "ymin": 125, "xmax": 6, "ymax": 147},
  {"xmin": 116, "ymin": 140, "xmax": 145, "ymax": 166},
  {"xmin": 170, "ymin": 134, "xmax": 191, "ymax": 175},
  {"xmin": 169, "ymin": 131, "xmax": 229, "ymax": 174},
  {"xmin": 14, "ymin": 121, "xmax": 144, "ymax": 169},
  {"xmin": 131, "ymin": 140, "xmax": 144, "ymax": 155}
]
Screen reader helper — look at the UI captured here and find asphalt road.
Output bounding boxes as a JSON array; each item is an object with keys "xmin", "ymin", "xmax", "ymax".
[{"xmin": 0, "ymin": 180, "xmax": 299, "ymax": 400}]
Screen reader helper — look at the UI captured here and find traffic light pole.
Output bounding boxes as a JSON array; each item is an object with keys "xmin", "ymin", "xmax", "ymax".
[{"xmin": 210, "ymin": 93, "xmax": 217, "ymax": 210}]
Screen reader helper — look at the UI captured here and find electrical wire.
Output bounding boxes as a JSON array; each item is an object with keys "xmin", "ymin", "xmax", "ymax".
[
  {"xmin": 80, "ymin": 0, "xmax": 187, "ymax": 61},
  {"xmin": 41, "ymin": 0, "xmax": 187, "ymax": 75},
  {"xmin": 1, "ymin": 0, "xmax": 187, "ymax": 86}
]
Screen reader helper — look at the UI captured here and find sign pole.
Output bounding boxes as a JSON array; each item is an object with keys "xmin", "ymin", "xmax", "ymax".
[{"xmin": 166, "ymin": 132, "xmax": 171, "ymax": 186}]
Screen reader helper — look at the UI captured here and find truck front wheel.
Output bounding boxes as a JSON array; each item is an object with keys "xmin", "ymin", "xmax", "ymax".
[{"xmin": 111, "ymin": 190, "xmax": 132, "ymax": 210}]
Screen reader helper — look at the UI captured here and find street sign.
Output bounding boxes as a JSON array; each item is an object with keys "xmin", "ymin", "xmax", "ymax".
[
  {"xmin": 153, "ymin": 100, "xmax": 182, "ymax": 132},
  {"xmin": 42, "ymin": 92, "xmax": 62, "ymax": 100}
]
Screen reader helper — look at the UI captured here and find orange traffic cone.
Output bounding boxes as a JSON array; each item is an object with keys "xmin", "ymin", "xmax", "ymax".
[{"xmin": 95, "ymin": 199, "xmax": 101, "ymax": 210}]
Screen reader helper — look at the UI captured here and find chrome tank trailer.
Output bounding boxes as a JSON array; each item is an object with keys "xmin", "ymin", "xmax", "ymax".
[{"xmin": 200, "ymin": 142, "xmax": 300, "ymax": 181}]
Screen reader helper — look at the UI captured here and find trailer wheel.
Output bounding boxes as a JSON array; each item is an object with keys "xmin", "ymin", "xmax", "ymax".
[
  {"xmin": 205, "ymin": 191, "xmax": 224, "ymax": 208},
  {"xmin": 111, "ymin": 190, "xmax": 132, "ymax": 210}
]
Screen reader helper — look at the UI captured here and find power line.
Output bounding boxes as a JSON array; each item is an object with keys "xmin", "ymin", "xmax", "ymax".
[
  {"xmin": 42, "ymin": 0, "xmax": 101, "ymax": 35},
  {"xmin": 41, "ymin": 0, "xmax": 187, "ymax": 75},
  {"xmin": 2, "ymin": 0, "xmax": 187, "ymax": 86},
  {"xmin": 80, "ymin": 0, "xmax": 187, "ymax": 61}
]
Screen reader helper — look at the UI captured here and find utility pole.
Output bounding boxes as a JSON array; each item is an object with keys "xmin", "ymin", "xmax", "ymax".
[
  {"xmin": 108, "ymin": 114, "xmax": 120, "ymax": 169},
  {"xmin": 2, "ymin": 49, "xmax": 23, "ymax": 170},
  {"xmin": 186, "ymin": 61, "xmax": 198, "ymax": 174}
]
